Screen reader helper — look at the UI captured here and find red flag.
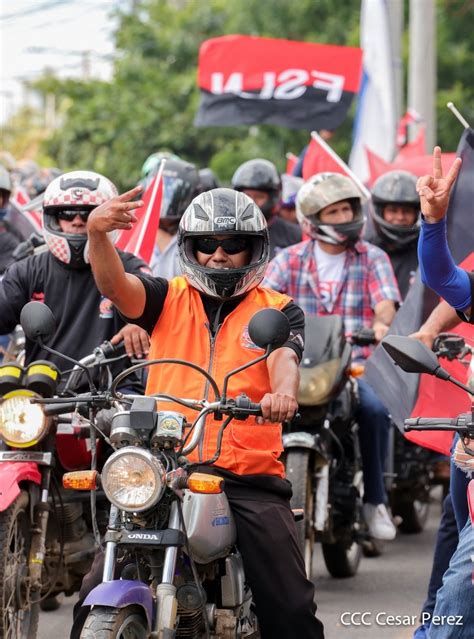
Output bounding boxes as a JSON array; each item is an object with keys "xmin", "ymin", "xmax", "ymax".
[
  {"xmin": 395, "ymin": 125, "xmax": 426, "ymax": 161},
  {"xmin": 365, "ymin": 146, "xmax": 457, "ymax": 185},
  {"xmin": 365, "ymin": 147, "xmax": 392, "ymax": 185},
  {"xmin": 11, "ymin": 188, "xmax": 42, "ymax": 234},
  {"xmin": 195, "ymin": 35, "xmax": 362, "ymax": 130},
  {"xmin": 396, "ymin": 108, "xmax": 423, "ymax": 149},
  {"xmin": 285, "ymin": 152, "xmax": 299, "ymax": 176},
  {"xmin": 115, "ymin": 163, "xmax": 164, "ymax": 264}
]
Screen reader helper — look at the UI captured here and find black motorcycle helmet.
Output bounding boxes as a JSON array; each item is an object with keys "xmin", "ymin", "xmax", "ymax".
[
  {"xmin": 371, "ymin": 170, "xmax": 420, "ymax": 247},
  {"xmin": 159, "ymin": 159, "xmax": 200, "ymax": 232},
  {"xmin": 231, "ymin": 159, "xmax": 281, "ymax": 219},
  {"xmin": 198, "ymin": 168, "xmax": 220, "ymax": 192}
]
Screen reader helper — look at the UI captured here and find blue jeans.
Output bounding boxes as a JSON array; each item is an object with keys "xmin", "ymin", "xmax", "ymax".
[
  {"xmin": 356, "ymin": 378, "xmax": 391, "ymax": 505},
  {"xmin": 427, "ymin": 518, "xmax": 474, "ymax": 638}
]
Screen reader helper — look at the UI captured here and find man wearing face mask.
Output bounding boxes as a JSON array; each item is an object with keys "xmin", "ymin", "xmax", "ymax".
[
  {"xmin": 232, "ymin": 158, "xmax": 302, "ymax": 259},
  {"xmin": 264, "ymin": 172, "xmax": 401, "ymax": 540},
  {"xmin": 0, "ymin": 170, "xmax": 150, "ymax": 383},
  {"xmin": 0, "ymin": 166, "xmax": 21, "ymax": 276}
]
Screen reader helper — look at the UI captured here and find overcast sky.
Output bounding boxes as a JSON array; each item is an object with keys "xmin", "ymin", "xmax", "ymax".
[{"xmin": 0, "ymin": 0, "xmax": 126, "ymax": 123}]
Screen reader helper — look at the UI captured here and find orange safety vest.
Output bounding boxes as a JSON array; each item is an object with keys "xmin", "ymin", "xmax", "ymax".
[{"xmin": 146, "ymin": 277, "xmax": 293, "ymax": 477}]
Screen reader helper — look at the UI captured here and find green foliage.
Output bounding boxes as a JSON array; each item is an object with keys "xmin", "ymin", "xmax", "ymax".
[{"xmin": 19, "ymin": 0, "xmax": 474, "ymax": 189}]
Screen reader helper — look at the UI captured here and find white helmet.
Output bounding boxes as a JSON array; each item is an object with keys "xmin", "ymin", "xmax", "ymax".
[
  {"xmin": 296, "ymin": 172, "xmax": 365, "ymax": 246},
  {"xmin": 42, "ymin": 170, "xmax": 118, "ymax": 268},
  {"xmin": 178, "ymin": 188, "xmax": 269, "ymax": 300}
]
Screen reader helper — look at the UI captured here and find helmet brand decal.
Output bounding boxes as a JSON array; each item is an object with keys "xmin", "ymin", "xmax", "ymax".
[
  {"xmin": 211, "ymin": 516, "xmax": 230, "ymax": 526},
  {"xmin": 214, "ymin": 216, "xmax": 236, "ymax": 227},
  {"xmin": 71, "ymin": 188, "xmax": 85, "ymax": 200}
]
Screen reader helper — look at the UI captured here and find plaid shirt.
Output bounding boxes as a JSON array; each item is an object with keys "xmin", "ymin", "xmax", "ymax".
[{"xmin": 263, "ymin": 239, "xmax": 401, "ymax": 361}]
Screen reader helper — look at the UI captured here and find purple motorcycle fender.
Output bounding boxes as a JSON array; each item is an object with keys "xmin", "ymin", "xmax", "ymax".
[{"xmin": 83, "ymin": 580, "xmax": 153, "ymax": 627}]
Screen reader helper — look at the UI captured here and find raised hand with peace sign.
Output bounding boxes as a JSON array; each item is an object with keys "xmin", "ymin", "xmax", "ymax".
[{"xmin": 416, "ymin": 146, "xmax": 462, "ymax": 223}]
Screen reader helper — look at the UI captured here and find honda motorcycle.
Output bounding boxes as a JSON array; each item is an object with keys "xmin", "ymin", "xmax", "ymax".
[
  {"xmin": 30, "ymin": 302, "xmax": 293, "ymax": 638},
  {"xmin": 0, "ymin": 303, "xmax": 121, "ymax": 638},
  {"xmin": 283, "ymin": 315, "xmax": 368, "ymax": 579}
]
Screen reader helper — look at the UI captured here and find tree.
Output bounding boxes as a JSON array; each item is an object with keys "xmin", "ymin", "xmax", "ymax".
[{"xmin": 29, "ymin": 0, "xmax": 473, "ymax": 189}]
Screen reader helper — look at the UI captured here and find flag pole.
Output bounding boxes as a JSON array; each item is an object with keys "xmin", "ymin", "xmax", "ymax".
[
  {"xmin": 447, "ymin": 102, "xmax": 471, "ymax": 130},
  {"xmin": 135, "ymin": 159, "xmax": 166, "ymax": 254},
  {"xmin": 310, "ymin": 131, "xmax": 371, "ymax": 201}
]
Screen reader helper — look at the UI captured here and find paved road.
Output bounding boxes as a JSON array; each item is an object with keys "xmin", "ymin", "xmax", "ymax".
[{"xmin": 38, "ymin": 493, "xmax": 443, "ymax": 639}]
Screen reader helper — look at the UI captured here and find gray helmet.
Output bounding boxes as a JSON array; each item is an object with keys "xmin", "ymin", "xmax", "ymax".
[
  {"xmin": 231, "ymin": 159, "xmax": 281, "ymax": 218},
  {"xmin": 371, "ymin": 170, "xmax": 420, "ymax": 246},
  {"xmin": 178, "ymin": 188, "xmax": 269, "ymax": 300},
  {"xmin": 296, "ymin": 173, "xmax": 365, "ymax": 247}
]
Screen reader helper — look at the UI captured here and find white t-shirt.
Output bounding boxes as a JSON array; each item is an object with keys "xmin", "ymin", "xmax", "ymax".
[{"xmin": 314, "ymin": 242, "xmax": 346, "ymax": 308}]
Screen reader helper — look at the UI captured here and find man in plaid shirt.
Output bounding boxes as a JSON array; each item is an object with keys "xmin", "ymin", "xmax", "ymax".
[{"xmin": 264, "ymin": 172, "xmax": 401, "ymax": 541}]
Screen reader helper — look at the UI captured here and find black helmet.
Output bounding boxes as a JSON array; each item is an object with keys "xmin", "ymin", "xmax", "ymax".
[
  {"xmin": 371, "ymin": 170, "xmax": 420, "ymax": 246},
  {"xmin": 198, "ymin": 168, "xmax": 220, "ymax": 192},
  {"xmin": 160, "ymin": 159, "xmax": 200, "ymax": 222},
  {"xmin": 231, "ymin": 159, "xmax": 281, "ymax": 217},
  {"xmin": 178, "ymin": 188, "xmax": 269, "ymax": 300}
]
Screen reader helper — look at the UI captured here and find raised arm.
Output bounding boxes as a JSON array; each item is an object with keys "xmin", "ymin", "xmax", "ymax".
[
  {"xmin": 87, "ymin": 185, "xmax": 147, "ymax": 319},
  {"xmin": 416, "ymin": 147, "xmax": 471, "ymax": 311}
]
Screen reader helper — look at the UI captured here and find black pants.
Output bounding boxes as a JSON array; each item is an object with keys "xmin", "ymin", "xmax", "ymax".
[{"xmin": 71, "ymin": 475, "xmax": 324, "ymax": 639}]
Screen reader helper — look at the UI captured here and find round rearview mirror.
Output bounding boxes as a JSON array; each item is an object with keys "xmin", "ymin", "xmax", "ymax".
[
  {"xmin": 20, "ymin": 301, "xmax": 56, "ymax": 343},
  {"xmin": 248, "ymin": 309, "xmax": 291, "ymax": 350}
]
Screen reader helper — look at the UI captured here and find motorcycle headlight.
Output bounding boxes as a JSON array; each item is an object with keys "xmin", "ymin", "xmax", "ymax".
[
  {"xmin": 101, "ymin": 447, "xmax": 166, "ymax": 512},
  {"xmin": 0, "ymin": 390, "xmax": 48, "ymax": 447},
  {"xmin": 297, "ymin": 359, "xmax": 342, "ymax": 406}
]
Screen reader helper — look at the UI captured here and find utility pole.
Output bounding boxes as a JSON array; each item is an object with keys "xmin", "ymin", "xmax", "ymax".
[
  {"xmin": 387, "ymin": 0, "xmax": 404, "ymax": 126},
  {"xmin": 408, "ymin": 0, "xmax": 436, "ymax": 150}
]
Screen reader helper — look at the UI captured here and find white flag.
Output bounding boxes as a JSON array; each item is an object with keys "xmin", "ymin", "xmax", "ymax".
[{"xmin": 349, "ymin": 0, "xmax": 397, "ymax": 182}]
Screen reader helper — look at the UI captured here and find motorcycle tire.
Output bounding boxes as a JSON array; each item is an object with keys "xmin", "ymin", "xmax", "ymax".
[
  {"xmin": 322, "ymin": 540, "xmax": 362, "ymax": 578},
  {"xmin": 81, "ymin": 605, "xmax": 148, "ymax": 639},
  {"xmin": 393, "ymin": 498, "xmax": 430, "ymax": 534},
  {"xmin": 285, "ymin": 449, "xmax": 314, "ymax": 579},
  {"xmin": 0, "ymin": 490, "xmax": 40, "ymax": 639}
]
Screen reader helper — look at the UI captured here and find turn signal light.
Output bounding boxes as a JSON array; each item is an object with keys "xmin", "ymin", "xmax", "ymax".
[
  {"xmin": 63, "ymin": 470, "xmax": 98, "ymax": 491},
  {"xmin": 187, "ymin": 472, "xmax": 224, "ymax": 494}
]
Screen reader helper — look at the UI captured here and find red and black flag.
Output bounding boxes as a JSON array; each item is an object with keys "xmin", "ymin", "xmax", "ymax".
[
  {"xmin": 364, "ymin": 128, "xmax": 474, "ymax": 454},
  {"xmin": 194, "ymin": 35, "xmax": 363, "ymax": 130}
]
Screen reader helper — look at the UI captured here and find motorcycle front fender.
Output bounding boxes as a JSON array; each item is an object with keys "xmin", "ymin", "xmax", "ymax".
[
  {"xmin": 283, "ymin": 431, "xmax": 317, "ymax": 450},
  {"xmin": 0, "ymin": 461, "xmax": 41, "ymax": 511},
  {"xmin": 83, "ymin": 580, "xmax": 153, "ymax": 628}
]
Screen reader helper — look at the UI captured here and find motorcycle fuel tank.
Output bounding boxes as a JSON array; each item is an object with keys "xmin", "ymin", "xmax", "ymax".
[{"xmin": 182, "ymin": 491, "xmax": 236, "ymax": 564}]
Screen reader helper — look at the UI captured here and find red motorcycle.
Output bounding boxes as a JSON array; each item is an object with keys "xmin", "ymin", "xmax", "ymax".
[{"xmin": 0, "ymin": 303, "xmax": 124, "ymax": 638}]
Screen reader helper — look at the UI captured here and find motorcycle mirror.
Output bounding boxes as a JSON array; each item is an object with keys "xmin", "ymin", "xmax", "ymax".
[
  {"xmin": 248, "ymin": 309, "xmax": 291, "ymax": 349},
  {"xmin": 382, "ymin": 335, "xmax": 448, "ymax": 377},
  {"xmin": 20, "ymin": 301, "xmax": 56, "ymax": 343}
]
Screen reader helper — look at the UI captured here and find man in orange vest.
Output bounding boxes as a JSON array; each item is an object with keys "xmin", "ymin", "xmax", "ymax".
[{"xmin": 77, "ymin": 187, "xmax": 324, "ymax": 639}]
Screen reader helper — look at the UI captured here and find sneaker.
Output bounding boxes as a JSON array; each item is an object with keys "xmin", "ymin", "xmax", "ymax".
[{"xmin": 363, "ymin": 503, "xmax": 397, "ymax": 540}]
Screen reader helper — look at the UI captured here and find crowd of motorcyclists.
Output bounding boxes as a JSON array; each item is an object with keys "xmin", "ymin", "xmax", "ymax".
[{"xmin": 0, "ymin": 141, "xmax": 470, "ymax": 639}]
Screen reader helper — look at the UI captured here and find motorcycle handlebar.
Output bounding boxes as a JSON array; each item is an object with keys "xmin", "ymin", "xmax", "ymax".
[
  {"xmin": 350, "ymin": 328, "xmax": 376, "ymax": 347},
  {"xmin": 404, "ymin": 414, "xmax": 473, "ymax": 432}
]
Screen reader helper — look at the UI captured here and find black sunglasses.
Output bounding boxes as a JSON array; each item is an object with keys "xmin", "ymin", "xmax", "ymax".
[
  {"xmin": 194, "ymin": 237, "xmax": 251, "ymax": 255},
  {"xmin": 55, "ymin": 210, "xmax": 91, "ymax": 222}
]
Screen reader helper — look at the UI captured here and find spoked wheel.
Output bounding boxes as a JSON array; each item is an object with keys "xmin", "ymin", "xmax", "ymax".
[
  {"xmin": 0, "ymin": 491, "xmax": 39, "ymax": 639},
  {"xmin": 286, "ymin": 450, "xmax": 315, "ymax": 578},
  {"xmin": 81, "ymin": 606, "xmax": 148, "ymax": 639}
]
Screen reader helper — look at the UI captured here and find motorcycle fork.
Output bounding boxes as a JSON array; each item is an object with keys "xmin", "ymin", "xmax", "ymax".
[
  {"xmin": 153, "ymin": 500, "xmax": 181, "ymax": 638},
  {"xmin": 103, "ymin": 505, "xmax": 121, "ymax": 581},
  {"xmin": 28, "ymin": 466, "xmax": 51, "ymax": 590}
]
